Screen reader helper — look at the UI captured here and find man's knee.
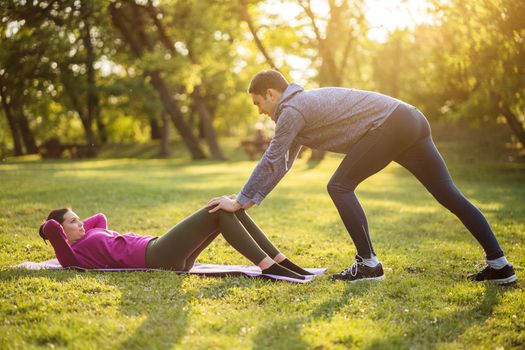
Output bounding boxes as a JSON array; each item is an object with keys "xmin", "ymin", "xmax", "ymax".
[
  {"xmin": 438, "ymin": 193, "xmax": 469, "ymax": 215},
  {"xmin": 432, "ymin": 183, "xmax": 468, "ymax": 214},
  {"xmin": 327, "ymin": 178, "xmax": 357, "ymax": 197}
]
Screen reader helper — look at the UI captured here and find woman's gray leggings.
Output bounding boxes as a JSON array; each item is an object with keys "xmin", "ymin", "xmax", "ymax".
[{"xmin": 145, "ymin": 208, "xmax": 281, "ymax": 270}]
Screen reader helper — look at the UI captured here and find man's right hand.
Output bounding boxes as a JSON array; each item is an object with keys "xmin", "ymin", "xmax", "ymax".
[{"xmin": 207, "ymin": 195, "xmax": 243, "ymax": 213}]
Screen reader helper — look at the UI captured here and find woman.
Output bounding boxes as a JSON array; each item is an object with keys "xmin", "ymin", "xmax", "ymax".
[{"xmin": 39, "ymin": 195, "xmax": 312, "ymax": 280}]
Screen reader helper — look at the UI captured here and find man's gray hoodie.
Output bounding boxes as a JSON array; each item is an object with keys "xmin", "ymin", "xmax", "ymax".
[{"xmin": 237, "ymin": 83, "xmax": 409, "ymax": 206}]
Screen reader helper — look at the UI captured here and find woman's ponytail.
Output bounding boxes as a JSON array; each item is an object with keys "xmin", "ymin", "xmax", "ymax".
[{"xmin": 38, "ymin": 223, "xmax": 48, "ymax": 244}]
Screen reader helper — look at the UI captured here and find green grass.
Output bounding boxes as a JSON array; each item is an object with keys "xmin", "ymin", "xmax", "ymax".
[{"xmin": 1, "ymin": 126, "xmax": 524, "ymax": 349}]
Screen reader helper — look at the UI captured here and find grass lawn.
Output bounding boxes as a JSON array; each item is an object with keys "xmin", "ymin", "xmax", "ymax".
[{"xmin": 1, "ymin": 125, "xmax": 524, "ymax": 349}]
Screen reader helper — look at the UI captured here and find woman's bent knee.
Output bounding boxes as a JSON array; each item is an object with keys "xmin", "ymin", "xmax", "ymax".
[{"xmin": 215, "ymin": 209, "xmax": 235, "ymax": 217}]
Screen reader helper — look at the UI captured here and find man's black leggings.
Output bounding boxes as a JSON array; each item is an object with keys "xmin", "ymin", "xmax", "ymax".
[{"xmin": 327, "ymin": 103, "xmax": 504, "ymax": 260}]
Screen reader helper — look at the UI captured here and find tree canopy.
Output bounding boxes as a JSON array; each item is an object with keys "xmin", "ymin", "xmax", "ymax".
[{"xmin": 1, "ymin": 0, "xmax": 523, "ymax": 159}]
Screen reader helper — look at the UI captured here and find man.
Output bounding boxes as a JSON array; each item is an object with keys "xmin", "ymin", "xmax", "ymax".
[{"xmin": 207, "ymin": 70, "xmax": 516, "ymax": 284}]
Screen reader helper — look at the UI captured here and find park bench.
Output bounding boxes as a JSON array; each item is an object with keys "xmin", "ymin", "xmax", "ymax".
[
  {"xmin": 240, "ymin": 139, "xmax": 270, "ymax": 160},
  {"xmin": 40, "ymin": 138, "xmax": 93, "ymax": 159}
]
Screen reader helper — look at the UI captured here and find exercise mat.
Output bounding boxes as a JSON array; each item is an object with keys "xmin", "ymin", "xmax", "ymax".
[{"xmin": 14, "ymin": 259, "xmax": 326, "ymax": 283}]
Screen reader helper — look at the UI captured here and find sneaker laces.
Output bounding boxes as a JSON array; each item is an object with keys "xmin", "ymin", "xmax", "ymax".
[
  {"xmin": 477, "ymin": 265, "xmax": 492, "ymax": 276},
  {"xmin": 340, "ymin": 260, "xmax": 363, "ymax": 277}
]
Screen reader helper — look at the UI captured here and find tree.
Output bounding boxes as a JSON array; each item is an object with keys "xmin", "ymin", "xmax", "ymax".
[
  {"xmin": 0, "ymin": 14, "xmax": 45, "ymax": 155},
  {"xmin": 0, "ymin": 72, "xmax": 23, "ymax": 156},
  {"xmin": 109, "ymin": 0, "xmax": 207, "ymax": 160},
  {"xmin": 142, "ymin": 0, "xmax": 226, "ymax": 160},
  {"xmin": 1, "ymin": 0, "xmax": 116, "ymax": 157},
  {"xmin": 430, "ymin": 0, "xmax": 525, "ymax": 146}
]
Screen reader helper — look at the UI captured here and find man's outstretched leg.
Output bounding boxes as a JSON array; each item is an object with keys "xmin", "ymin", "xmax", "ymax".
[
  {"xmin": 395, "ymin": 127, "xmax": 516, "ymax": 285},
  {"xmin": 328, "ymin": 104, "xmax": 516, "ymax": 284}
]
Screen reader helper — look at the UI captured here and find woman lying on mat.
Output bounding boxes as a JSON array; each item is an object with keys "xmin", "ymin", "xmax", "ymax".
[{"xmin": 39, "ymin": 195, "xmax": 312, "ymax": 280}]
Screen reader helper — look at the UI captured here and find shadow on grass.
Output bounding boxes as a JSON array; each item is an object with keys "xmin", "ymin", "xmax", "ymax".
[
  {"xmin": 113, "ymin": 272, "xmax": 189, "ymax": 350},
  {"xmin": 0, "ymin": 269, "xmax": 191, "ymax": 349},
  {"xmin": 1, "ymin": 267, "xmax": 304, "ymax": 350},
  {"xmin": 365, "ymin": 283, "xmax": 517, "ymax": 349},
  {"xmin": 251, "ymin": 281, "xmax": 373, "ymax": 349},
  {"xmin": 249, "ymin": 278, "xmax": 517, "ymax": 349}
]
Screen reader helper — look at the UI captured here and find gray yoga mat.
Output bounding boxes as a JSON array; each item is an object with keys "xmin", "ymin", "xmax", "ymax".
[{"xmin": 15, "ymin": 259, "xmax": 326, "ymax": 283}]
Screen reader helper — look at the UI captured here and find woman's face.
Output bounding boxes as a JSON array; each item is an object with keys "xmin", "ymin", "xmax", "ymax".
[{"xmin": 62, "ymin": 210, "xmax": 85, "ymax": 244}]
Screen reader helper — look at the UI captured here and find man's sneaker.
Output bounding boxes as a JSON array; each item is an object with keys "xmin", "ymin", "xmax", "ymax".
[
  {"xmin": 332, "ymin": 256, "xmax": 385, "ymax": 282},
  {"xmin": 467, "ymin": 264, "xmax": 517, "ymax": 285}
]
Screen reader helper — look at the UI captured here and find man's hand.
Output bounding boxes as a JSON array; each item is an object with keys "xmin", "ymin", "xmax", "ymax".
[{"xmin": 207, "ymin": 195, "xmax": 242, "ymax": 213}]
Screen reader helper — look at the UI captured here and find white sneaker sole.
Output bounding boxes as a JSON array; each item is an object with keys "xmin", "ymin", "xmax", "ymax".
[
  {"xmin": 347, "ymin": 274, "xmax": 385, "ymax": 283},
  {"xmin": 489, "ymin": 274, "xmax": 517, "ymax": 285}
]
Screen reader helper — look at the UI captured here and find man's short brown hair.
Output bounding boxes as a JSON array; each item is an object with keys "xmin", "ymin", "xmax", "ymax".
[{"xmin": 248, "ymin": 70, "xmax": 289, "ymax": 96}]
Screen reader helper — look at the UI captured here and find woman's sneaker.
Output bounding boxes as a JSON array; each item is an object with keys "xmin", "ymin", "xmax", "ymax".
[
  {"xmin": 332, "ymin": 256, "xmax": 385, "ymax": 282},
  {"xmin": 467, "ymin": 264, "xmax": 517, "ymax": 285}
]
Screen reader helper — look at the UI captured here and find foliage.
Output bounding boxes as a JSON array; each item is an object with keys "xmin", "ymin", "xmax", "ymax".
[
  {"xmin": 428, "ymin": 0, "xmax": 525, "ymax": 147},
  {"xmin": 0, "ymin": 0, "xmax": 523, "ymax": 158}
]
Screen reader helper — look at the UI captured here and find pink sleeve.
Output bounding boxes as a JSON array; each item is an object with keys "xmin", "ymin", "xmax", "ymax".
[
  {"xmin": 83, "ymin": 213, "xmax": 108, "ymax": 231},
  {"xmin": 43, "ymin": 220, "xmax": 81, "ymax": 268}
]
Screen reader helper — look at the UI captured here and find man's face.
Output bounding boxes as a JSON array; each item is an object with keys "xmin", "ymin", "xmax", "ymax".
[{"xmin": 251, "ymin": 89, "xmax": 282, "ymax": 118}]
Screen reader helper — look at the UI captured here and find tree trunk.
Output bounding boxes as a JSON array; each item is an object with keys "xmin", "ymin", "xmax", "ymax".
[
  {"xmin": 192, "ymin": 86, "xmax": 226, "ymax": 160},
  {"xmin": 150, "ymin": 117, "xmax": 161, "ymax": 140},
  {"xmin": 239, "ymin": 0, "xmax": 279, "ymax": 71},
  {"xmin": 0, "ymin": 87, "xmax": 23, "ymax": 156},
  {"xmin": 16, "ymin": 107, "xmax": 38, "ymax": 154},
  {"xmin": 149, "ymin": 71, "xmax": 206, "ymax": 159},
  {"xmin": 82, "ymin": 10, "xmax": 103, "ymax": 147},
  {"xmin": 96, "ymin": 115, "xmax": 108, "ymax": 143},
  {"xmin": 159, "ymin": 109, "xmax": 170, "ymax": 158},
  {"xmin": 499, "ymin": 104, "xmax": 525, "ymax": 147},
  {"xmin": 59, "ymin": 64, "xmax": 97, "ymax": 157},
  {"xmin": 141, "ymin": 1, "xmax": 225, "ymax": 160},
  {"xmin": 79, "ymin": 117, "xmax": 98, "ymax": 157},
  {"xmin": 109, "ymin": 1, "xmax": 206, "ymax": 160},
  {"xmin": 491, "ymin": 92, "xmax": 525, "ymax": 148}
]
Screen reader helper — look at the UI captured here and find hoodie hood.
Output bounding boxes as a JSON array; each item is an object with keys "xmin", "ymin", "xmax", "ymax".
[{"xmin": 272, "ymin": 83, "xmax": 304, "ymax": 121}]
